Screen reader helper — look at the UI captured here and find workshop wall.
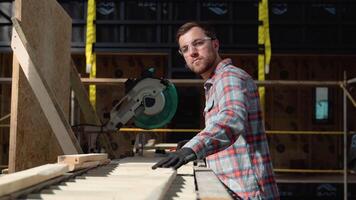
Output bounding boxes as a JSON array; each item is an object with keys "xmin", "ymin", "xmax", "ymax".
[
  {"xmin": 269, "ymin": 55, "xmax": 356, "ymax": 169},
  {"xmin": 220, "ymin": 54, "xmax": 356, "ymax": 169},
  {"xmin": 0, "ymin": 53, "xmax": 12, "ymax": 168}
]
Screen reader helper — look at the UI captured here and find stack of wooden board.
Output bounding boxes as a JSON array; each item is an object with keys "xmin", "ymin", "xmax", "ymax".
[
  {"xmin": 0, "ymin": 153, "xmax": 234, "ymax": 199},
  {"xmin": 26, "ymin": 157, "xmax": 177, "ymax": 200}
]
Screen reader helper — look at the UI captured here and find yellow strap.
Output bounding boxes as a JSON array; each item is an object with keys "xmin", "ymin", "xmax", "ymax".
[
  {"xmin": 258, "ymin": 0, "xmax": 271, "ymax": 114},
  {"xmin": 89, "ymin": 55, "xmax": 96, "ymax": 107},
  {"xmin": 86, "ymin": 0, "xmax": 96, "ymax": 108},
  {"xmin": 264, "ymin": 0, "xmax": 271, "ymax": 75}
]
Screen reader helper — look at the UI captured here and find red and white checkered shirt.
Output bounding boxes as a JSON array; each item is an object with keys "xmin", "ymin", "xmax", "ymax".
[{"xmin": 184, "ymin": 58, "xmax": 280, "ymax": 200}]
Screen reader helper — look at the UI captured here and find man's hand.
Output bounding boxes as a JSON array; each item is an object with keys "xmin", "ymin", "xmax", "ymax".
[{"xmin": 152, "ymin": 148, "xmax": 197, "ymax": 170}]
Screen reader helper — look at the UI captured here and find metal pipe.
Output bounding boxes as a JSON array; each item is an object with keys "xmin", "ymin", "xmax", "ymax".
[
  {"xmin": 274, "ymin": 168, "xmax": 344, "ymax": 174},
  {"xmin": 348, "ymin": 77, "xmax": 356, "ymax": 84},
  {"xmin": 79, "ymin": 78, "xmax": 343, "ymax": 87},
  {"xmin": 343, "ymin": 71, "xmax": 348, "ymax": 200},
  {"xmin": 340, "ymin": 83, "xmax": 356, "ymax": 108},
  {"xmin": 114, "ymin": 128, "xmax": 355, "ymax": 135},
  {"xmin": 256, "ymin": 80, "xmax": 341, "ymax": 87},
  {"xmin": 0, "ymin": 77, "xmax": 11, "ymax": 84},
  {"xmin": 1, "ymin": 77, "xmax": 347, "ymax": 87},
  {"xmin": 0, "ymin": 113, "xmax": 10, "ymax": 122}
]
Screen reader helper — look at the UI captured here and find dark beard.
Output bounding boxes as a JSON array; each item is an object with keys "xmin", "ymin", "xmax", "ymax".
[{"xmin": 194, "ymin": 54, "xmax": 216, "ymax": 75}]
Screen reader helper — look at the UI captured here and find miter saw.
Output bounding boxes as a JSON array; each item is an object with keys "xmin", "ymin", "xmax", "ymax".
[
  {"xmin": 74, "ymin": 68, "xmax": 178, "ymax": 154},
  {"xmin": 103, "ymin": 68, "xmax": 178, "ymax": 131}
]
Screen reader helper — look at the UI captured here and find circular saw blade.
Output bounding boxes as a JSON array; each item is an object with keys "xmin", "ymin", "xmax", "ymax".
[{"xmin": 134, "ymin": 82, "xmax": 178, "ymax": 129}]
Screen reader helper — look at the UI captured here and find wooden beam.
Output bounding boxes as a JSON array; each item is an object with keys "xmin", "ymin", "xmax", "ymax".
[
  {"xmin": 66, "ymin": 159, "xmax": 111, "ymax": 172},
  {"xmin": 58, "ymin": 153, "xmax": 108, "ymax": 165},
  {"xmin": 58, "ymin": 153, "xmax": 110, "ymax": 171},
  {"xmin": 11, "ymin": 20, "xmax": 81, "ymax": 155},
  {"xmin": 0, "ymin": 164, "xmax": 69, "ymax": 197},
  {"xmin": 8, "ymin": 55, "xmax": 21, "ymax": 172}
]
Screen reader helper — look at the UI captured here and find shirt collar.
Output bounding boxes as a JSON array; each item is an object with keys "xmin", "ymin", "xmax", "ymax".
[{"xmin": 204, "ymin": 58, "xmax": 232, "ymax": 90}]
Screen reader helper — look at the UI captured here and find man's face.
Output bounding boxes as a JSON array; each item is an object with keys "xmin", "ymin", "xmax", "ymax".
[{"xmin": 178, "ymin": 27, "xmax": 219, "ymax": 77}]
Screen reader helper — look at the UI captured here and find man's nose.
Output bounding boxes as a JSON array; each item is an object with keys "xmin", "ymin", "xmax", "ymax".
[{"xmin": 188, "ymin": 46, "xmax": 198, "ymax": 56}]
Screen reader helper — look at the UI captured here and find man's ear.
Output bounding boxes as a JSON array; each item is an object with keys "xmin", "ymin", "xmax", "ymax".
[{"xmin": 213, "ymin": 39, "xmax": 220, "ymax": 52}]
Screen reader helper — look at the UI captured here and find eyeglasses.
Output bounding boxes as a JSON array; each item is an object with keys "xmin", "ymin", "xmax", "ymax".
[{"xmin": 178, "ymin": 37, "xmax": 213, "ymax": 55}]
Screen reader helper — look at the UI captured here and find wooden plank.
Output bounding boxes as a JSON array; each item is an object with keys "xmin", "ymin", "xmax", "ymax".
[
  {"xmin": 195, "ymin": 167, "xmax": 232, "ymax": 200},
  {"xmin": 58, "ymin": 153, "xmax": 108, "ymax": 165},
  {"xmin": 0, "ymin": 164, "xmax": 69, "ymax": 197},
  {"xmin": 9, "ymin": 0, "xmax": 81, "ymax": 172},
  {"xmin": 8, "ymin": 56, "xmax": 22, "ymax": 172},
  {"xmin": 11, "ymin": 20, "xmax": 81, "ymax": 154},
  {"xmin": 66, "ymin": 159, "xmax": 110, "ymax": 172},
  {"xmin": 58, "ymin": 153, "xmax": 110, "ymax": 171}
]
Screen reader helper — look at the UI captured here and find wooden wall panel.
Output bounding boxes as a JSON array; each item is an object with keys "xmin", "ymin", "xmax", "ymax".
[{"xmin": 9, "ymin": 0, "xmax": 74, "ymax": 172}]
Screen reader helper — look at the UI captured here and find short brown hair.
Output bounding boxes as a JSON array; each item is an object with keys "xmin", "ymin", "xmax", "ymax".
[{"xmin": 175, "ymin": 21, "xmax": 217, "ymax": 43}]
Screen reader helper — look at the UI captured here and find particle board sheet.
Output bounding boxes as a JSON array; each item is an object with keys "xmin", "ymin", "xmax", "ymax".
[
  {"xmin": 27, "ymin": 157, "xmax": 177, "ymax": 200},
  {"xmin": 9, "ymin": 0, "xmax": 79, "ymax": 172}
]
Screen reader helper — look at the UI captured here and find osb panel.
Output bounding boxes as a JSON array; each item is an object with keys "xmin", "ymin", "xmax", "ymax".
[
  {"xmin": 72, "ymin": 54, "xmax": 168, "ymax": 158},
  {"xmin": 9, "ymin": 0, "xmax": 72, "ymax": 172}
]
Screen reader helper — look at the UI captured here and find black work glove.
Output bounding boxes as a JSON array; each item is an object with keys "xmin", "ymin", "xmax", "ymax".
[{"xmin": 152, "ymin": 148, "xmax": 197, "ymax": 170}]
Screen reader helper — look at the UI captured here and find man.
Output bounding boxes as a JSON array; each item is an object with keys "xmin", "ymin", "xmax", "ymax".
[{"xmin": 152, "ymin": 21, "xmax": 280, "ymax": 200}]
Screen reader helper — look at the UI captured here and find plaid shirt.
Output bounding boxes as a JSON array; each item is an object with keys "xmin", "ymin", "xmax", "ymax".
[{"xmin": 184, "ymin": 59, "xmax": 280, "ymax": 200}]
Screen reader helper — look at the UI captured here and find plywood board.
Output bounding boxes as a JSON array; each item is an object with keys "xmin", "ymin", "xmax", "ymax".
[
  {"xmin": 11, "ymin": 21, "xmax": 81, "ymax": 153},
  {"xmin": 9, "ymin": 0, "xmax": 81, "ymax": 172}
]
